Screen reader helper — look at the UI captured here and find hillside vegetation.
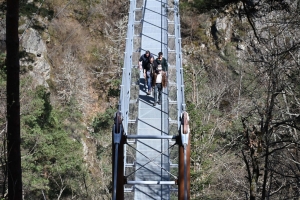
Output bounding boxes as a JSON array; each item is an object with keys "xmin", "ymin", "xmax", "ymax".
[
  {"xmin": 180, "ymin": 0, "xmax": 300, "ymax": 199},
  {"xmin": 0, "ymin": 0, "xmax": 300, "ymax": 199},
  {"xmin": 1, "ymin": 0, "xmax": 128, "ymax": 199}
]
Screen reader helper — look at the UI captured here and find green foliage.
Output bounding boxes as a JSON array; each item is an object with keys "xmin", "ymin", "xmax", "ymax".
[
  {"xmin": 92, "ymin": 108, "xmax": 115, "ymax": 133},
  {"xmin": 72, "ymin": 0, "xmax": 98, "ymax": 23},
  {"xmin": 91, "ymin": 107, "xmax": 115, "ymax": 167},
  {"xmin": 107, "ymin": 67, "xmax": 122, "ymax": 99},
  {"xmin": 21, "ymin": 85, "xmax": 86, "ymax": 199},
  {"xmin": 20, "ymin": 2, "xmax": 54, "ymax": 20},
  {"xmin": 108, "ymin": 87, "xmax": 120, "ymax": 98},
  {"xmin": 179, "ymin": 1, "xmax": 191, "ymax": 11}
]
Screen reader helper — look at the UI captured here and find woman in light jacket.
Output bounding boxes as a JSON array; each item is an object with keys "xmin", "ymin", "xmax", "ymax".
[{"xmin": 152, "ymin": 65, "xmax": 167, "ymax": 106}]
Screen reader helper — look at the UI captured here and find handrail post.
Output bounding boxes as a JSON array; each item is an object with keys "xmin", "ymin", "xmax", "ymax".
[
  {"xmin": 178, "ymin": 112, "xmax": 190, "ymax": 200},
  {"xmin": 112, "ymin": 111, "xmax": 125, "ymax": 200}
]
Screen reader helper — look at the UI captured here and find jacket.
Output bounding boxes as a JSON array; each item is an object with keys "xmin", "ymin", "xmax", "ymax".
[
  {"xmin": 145, "ymin": 62, "xmax": 155, "ymax": 75},
  {"xmin": 152, "ymin": 71, "xmax": 167, "ymax": 88},
  {"xmin": 139, "ymin": 53, "xmax": 154, "ymax": 69},
  {"xmin": 155, "ymin": 57, "xmax": 168, "ymax": 71}
]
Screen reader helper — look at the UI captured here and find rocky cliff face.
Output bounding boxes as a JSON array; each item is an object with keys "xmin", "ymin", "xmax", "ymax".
[
  {"xmin": 183, "ymin": 1, "xmax": 299, "ymax": 68},
  {"xmin": 20, "ymin": 28, "xmax": 50, "ymax": 88}
]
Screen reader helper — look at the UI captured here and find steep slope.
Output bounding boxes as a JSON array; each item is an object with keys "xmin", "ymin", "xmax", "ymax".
[
  {"xmin": 180, "ymin": 0, "xmax": 300, "ymax": 199},
  {"xmin": 0, "ymin": 0, "xmax": 128, "ymax": 199}
]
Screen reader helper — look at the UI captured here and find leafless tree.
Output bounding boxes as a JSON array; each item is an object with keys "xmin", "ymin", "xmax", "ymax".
[
  {"xmin": 55, "ymin": 50, "xmax": 91, "ymax": 112},
  {"xmin": 239, "ymin": 1, "xmax": 300, "ymax": 199}
]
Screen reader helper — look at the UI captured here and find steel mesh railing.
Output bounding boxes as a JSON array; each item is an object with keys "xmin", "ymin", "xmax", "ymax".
[
  {"xmin": 116, "ymin": 0, "xmax": 187, "ymax": 199},
  {"xmin": 174, "ymin": 0, "xmax": 186, "ymax": 129},
  {"xmin": 119, "ymin": 0, "xmax": 136, "ymax": 135}
]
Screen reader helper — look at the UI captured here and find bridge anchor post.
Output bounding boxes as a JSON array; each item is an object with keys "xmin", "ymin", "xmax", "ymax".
[
  {"xmin": 178, "ymin": 112, "xmax": 190, "ymax": 200},
  {"xmin": 112, "ymin": 111, "xmax": 125, "ymax": 200}
]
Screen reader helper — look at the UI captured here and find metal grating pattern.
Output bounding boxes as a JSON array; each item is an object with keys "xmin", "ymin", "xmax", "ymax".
[
  {"xmin": 118, "ymin": 0, "xmax": 184, "ymax": 199},
  {"xmin": 133, "ymin": 0, "xmax": 170, "ymax": 199}
]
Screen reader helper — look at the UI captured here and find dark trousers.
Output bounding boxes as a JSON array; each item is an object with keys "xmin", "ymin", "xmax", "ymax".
[{"xmin": 154, "ymin": 83, "xmax": 162, "ymax": 103}]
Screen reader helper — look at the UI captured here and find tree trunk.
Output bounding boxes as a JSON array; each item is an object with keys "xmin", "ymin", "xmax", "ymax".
[
  {"xmin": 250, "ymin": 149, "xmax": 259, "ymax": 200},
  {"xmin": 6, "ymin": 0, "xmax": 22, "ymax": 199}
]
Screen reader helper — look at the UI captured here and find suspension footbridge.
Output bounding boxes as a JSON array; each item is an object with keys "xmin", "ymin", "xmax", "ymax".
[{"xmin": 112, "ymin": 0, "xmax": 190, "ymax": 199}]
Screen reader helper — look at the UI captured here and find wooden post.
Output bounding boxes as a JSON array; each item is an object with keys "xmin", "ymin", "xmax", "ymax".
[
  {"xmin": 112, "ymin": 112, "xmax": 124, "ymax": 200},
  {"xmin": 178, "ymin": 112, "xmax": 190, "ymax": 200}
]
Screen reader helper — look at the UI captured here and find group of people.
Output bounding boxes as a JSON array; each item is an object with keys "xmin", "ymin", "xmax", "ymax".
[{"xmin": 138, "ymin": 50, "xmax": 168, "ymax": 106}]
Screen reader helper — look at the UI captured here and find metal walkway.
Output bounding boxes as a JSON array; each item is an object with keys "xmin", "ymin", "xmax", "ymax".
[{"xmin": 112, "ymin": 0, "xmax": 190, "ymax": 199}]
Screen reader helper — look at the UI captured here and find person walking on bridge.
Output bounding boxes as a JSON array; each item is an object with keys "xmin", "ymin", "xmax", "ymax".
[
  {"xmin": 152, "ymin": 65, "xmax": 167, "ymax": 106},
  {"xmin": 138, "ymin": 50, "xmax": 154, "ymax": 70},
  {"xmin": 139, "ymin": 50, "xmax": 154, "ymax": 91},
  {"xmin": 144, "ymin": 57, "xmax": 155, "ymax": 95},
  {"xmin": 155, "ymin": 52, "xmax": 168, "ymax": 72}
]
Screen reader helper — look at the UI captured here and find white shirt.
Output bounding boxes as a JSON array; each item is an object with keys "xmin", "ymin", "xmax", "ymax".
[{"xmin": 156, "ymin": 73, "xmax": 162, "ymax": 83}]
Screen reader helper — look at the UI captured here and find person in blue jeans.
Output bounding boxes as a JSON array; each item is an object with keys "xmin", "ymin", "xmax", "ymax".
[
  {"xmin": 143, "ymin": 57, "xmax": 155, "ymax": 95},
  {"xmin": 139, "ymin": 50, "xmax": 154, "ymax": 91}
]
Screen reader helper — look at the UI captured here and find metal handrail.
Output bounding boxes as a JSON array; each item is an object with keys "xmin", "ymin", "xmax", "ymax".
[
  {"xmin": 174, "ymin": 0, "xmax": 186, "ymax": 129},
  {"xmin": 116, "ymin": 0, "xmax": 189, "ymax": 199},
  {"xmin": 127, "ymin": 181, "xmax": 176, "ymax": 185},
  {"xmin": 174, "ymin": 3, "xmax": 190, "ymax": 198},
  {"xmin": 119, "ymin": 0, "xmax": 136, "ymax": 134},
  {"xmin": 116, "ymin": 2, "xmax": 135, "ymax": 199}
]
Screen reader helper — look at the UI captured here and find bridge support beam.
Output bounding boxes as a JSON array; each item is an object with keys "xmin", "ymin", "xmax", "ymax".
[
  {"xmin": 178, "ymin": 112, "xmax": 190, "ymax": 200},
  {"xmin": 112, "ymin": 111, "xmax": 125, "ymax": 200}
]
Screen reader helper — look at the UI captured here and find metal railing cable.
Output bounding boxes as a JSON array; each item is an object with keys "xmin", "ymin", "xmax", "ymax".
[
  {"xmin": 125, "ymin": 141, "xmax": 178, "ymax": 179},
  {"xmin": 119, "ymin": 0, "xmax": 136, "ymax": 134},
  {"xmin": 174, "ymin": 0, "xmax": 186, "ymax": 128},
  {"xmin": 113, "ymin": 1, "xmax": 136, "ymax": 197},
  {"xmin": 126, "ymin": 142, "xmax": 178, "ymax": 179},
  {"xmin": 174, "ymin": 2, "xmax": 190, "ymax": 199},
  {"xmin": 119, "ymin": 2, "xmax": 136, "ymax": 196}
]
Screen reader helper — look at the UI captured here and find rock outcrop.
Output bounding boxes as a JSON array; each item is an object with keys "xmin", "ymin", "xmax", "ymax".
[{"xmin": 20, "ymin": 28, "xmax": 50, "ymax": 88}]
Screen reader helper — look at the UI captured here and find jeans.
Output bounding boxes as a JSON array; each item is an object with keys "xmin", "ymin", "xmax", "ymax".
[
  {"xmin": 146, "ymin": 71, "xmax": 152, "ymax": 92},
  {"xmin": 154, "ymin": 83, "xmax": 162, "ymax": 103}
]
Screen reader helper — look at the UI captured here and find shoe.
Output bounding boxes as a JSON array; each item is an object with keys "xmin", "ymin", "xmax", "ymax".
[
  {"xmin": 153, "ymin": 103, "xmax": 156, "ymax": 106},
  {"xmin": 157, "ymin": 101, "xmax": 160, "ymax": 105},
  {"xmin": 147, "ymin": 92, "xmax": 150, "ymax": 95}
]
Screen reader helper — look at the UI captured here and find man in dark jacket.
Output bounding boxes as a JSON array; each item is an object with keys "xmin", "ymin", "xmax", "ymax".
[
  {"xmin": 144, "ymin": 57, "xmax": 155, "ymax": 95},
  {"xmin": 138, "ymin": 50, "xmax": 153, "ymax": 70},
  {"xmin": 139, "ymin": 50, "xmax": 153, "ymax": 91},
  {"xmin": 155, "ymin": 52, "xmax": 168, "ymax": 72}
]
